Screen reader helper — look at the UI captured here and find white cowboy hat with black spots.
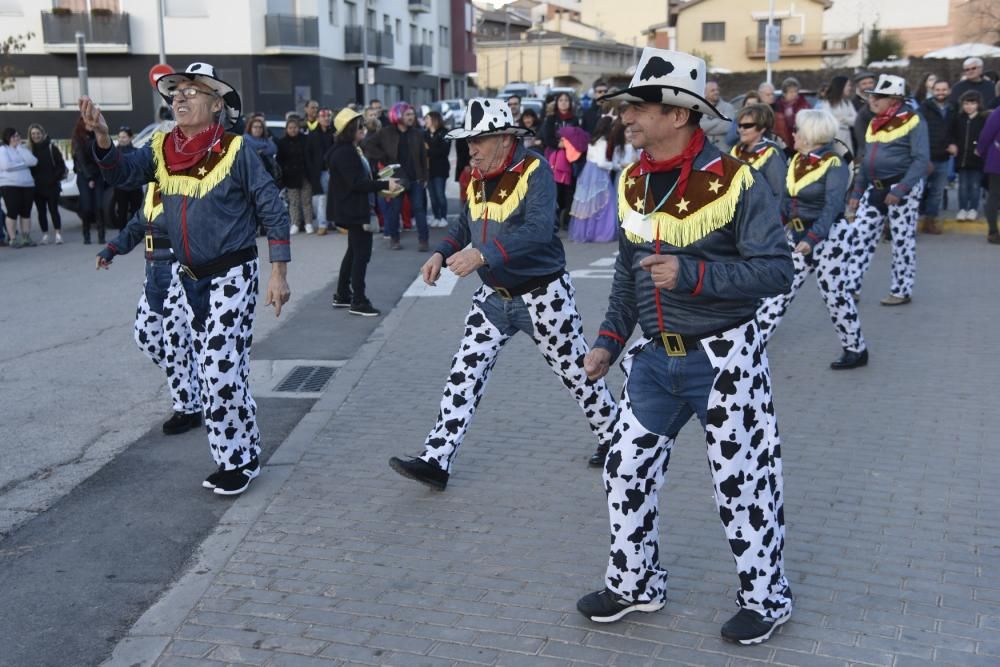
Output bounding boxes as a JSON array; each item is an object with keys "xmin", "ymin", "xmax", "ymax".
[
  {"xmin": 861, "ymin": 74, "xmax": 907, "ymax": 99},
  {"xmin": 597, "ymin": 48, "xmax": 728, "ymax": 121},
  {"xmin": 445, "ymin": 98, "xmax": 533, "ymax": 140},
  {"xmin": 156, "ymin": 62, "xmax": 242, "ymax": 127}
]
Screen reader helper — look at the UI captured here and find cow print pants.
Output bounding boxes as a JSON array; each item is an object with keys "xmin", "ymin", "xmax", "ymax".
[
  {"xmin": 603, "ymin": 320, "xmax": 792, "ymax": 620},
  {"xmin": 420, "ymin": 274, "xmax": 618, "ymax": 472},
  {"xmin": 848, "ymin": 180, "xmax": 924, "ymax": 298},
  {"xmin": 757, "ymin": 220, "xmax": 866, "ymax": 353},
  {"xmin": 182, "ymin": 260, "xmax": 260, "ymax": 470}
]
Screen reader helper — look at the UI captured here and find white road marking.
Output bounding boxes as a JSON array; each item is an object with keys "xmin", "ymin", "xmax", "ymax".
[{"xmin": 403, "ymin": 268, "xmax": 461, "ymax": 297}]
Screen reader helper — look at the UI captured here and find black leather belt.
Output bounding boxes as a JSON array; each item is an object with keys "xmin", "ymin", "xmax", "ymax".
[
  {"xmin": 650, "ymin": 316, "xmax": 756, "ymax": 357},
  {"xmin": 785, "ymin": 217, "xmax": 813, "ymax": 232},
  {"xmin": 144, "ymin": 234, "xmax": 172, "ymax": 251},
  {"xmin": 491, "ymin": 270, "xmax": 564, "ymax": 300},
  {"xmin": 179, "ymin": 246, "xmax": 258, "ymax": 281},
  {"xmin": 871, "ymin": 175, "xmax": 902, "ymax": 190}
]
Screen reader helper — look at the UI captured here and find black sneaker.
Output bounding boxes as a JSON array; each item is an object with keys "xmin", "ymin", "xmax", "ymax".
[
  {"xmin": 331, "ymin": 294, "xmax": 351, "ymax": 308},
  {"xmin": 588, "ymin": 443, "xmax": 609, "ymax": 467},
  {"xmin": 162, "ymin": 410, "xmax": 203, "ymax": 435},
  {"xmin": 349, "ymin": 302, "xmax": 381, "ymax": 317},
  {"xmin": 202, "ymin": 464, "xmax": 226, "ymax": 489},
  {"xmin": 388, "ymin": 456, "xmax": 449, "ymax": 490},
  {"xmin": 577, "ymin": 588, "xmax": 665, "ymax": 623},
  {"xmin": 720, "ymin": 609, "xmax": 790, "ymax": 645},
  {"xmin": 212, "ymin": 458, "xmax": 261, "ymax": 496}
]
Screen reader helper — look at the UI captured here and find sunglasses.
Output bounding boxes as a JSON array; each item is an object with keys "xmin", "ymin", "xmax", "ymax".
[{"xmin": 737, "ymin": 122, "xmax": 758, "ymax": 130}]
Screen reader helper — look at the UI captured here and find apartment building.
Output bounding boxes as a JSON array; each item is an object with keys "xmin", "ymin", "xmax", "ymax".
[{"xmin": 0, "ymin": 0, "xmax": 476, "ymax": 136}]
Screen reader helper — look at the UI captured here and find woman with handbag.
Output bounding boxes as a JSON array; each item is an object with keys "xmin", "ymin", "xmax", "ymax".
[
  {"xmin": 326, "ymin": 107, "xmax": 399, "ymax": 316},
  {"xmin": 27, "ymin": 123, "xmax": 66, "ymax": 244}
]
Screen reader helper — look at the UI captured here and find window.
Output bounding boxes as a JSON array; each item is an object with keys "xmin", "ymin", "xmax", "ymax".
[
  {"xmin": 0, "ymin": 0, "xmax": 23, "ymax": 16},
  {"xmin": 58, "ymin": 76, "xmax": 131, "ymax": 109},
  {"xmin": 383, "ymin": 13, "xmax": 391, "ymax": 31},
  {"xmin": 702, "ymin": 22, "xmax": 725, "ymax": 42},
  {"xmin": 258, "ymin": 65, "xmax": 291, "ymax": 95},
  {"xmin": 0, "ymin": 77, "xmax": 32, "ymax": 105},
  {"xmin": 320, "ymin": 58, "xmax": 336, "ymax": 95},
  {"xmin": 365, "ymin": 8, "xmax": 375, "ymax": 29},
  {"xmin": 757, "ymin": 20, "xmax": 781, "ymax": 48},
  {"xmin": 165, "ymin": 0, "xmax": 207, "ymax": 16},
  {"xmin": 429, "ymin": 30, "xmax": 434, "ymax": 46},
  {"xmin": 395, "ymin": 18, "xmax": 402, "ymax": 43},
  {"xmin": 267, "ymin": 0, "xmax": 296, "ymax": 13},
  {"xmin": 327, "ymin": 0, "xmax": 337, "ymax": 25},
  {"xmin": 344, "ymin": 0, "xmax": 355, "ymax": 25},
  {"xmin": 410, "ymin": 23, "xmax": 417, "ymax": 44},
  {"xmin": 440, "ymin": 26, "xmax": 448, "ymax": 47}
]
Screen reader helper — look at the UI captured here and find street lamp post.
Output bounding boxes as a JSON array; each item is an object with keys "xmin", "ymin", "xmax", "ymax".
[{"xmin": 504, "ymin": 9, "xmax": 510, "ymax": 85}]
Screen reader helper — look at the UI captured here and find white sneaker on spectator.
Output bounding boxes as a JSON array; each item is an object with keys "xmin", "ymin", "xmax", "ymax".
[
  {"xmin": 55, "ymin": 232, "xmax": 63, "ymax": 244},
  {"xmin": 955, "ymin": 210, "xmax": 966, "ymax": 221},
  {"xmin": 289, "ymin": 225, "xmax": 299, "ymax": 235},
  {"xmin": 40, "ymin": 233, "xmax": 50, "ymax": 245},
  {"xmin": 967, "ymin": 209, "xmax": 980, "ymax": 221},
  {"xmin": 305, "ymin": 223, "xmax": 315, "ymax": 234}
]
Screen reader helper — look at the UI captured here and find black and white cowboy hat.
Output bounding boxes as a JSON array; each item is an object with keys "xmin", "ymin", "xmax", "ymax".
[
  {"xmin": 597, "ymin": 48, "xmax": 727, "ymax": 120},
  {"xmin": 861, "ymin": 74, "xmax": 907, "ymax": 99},
  {"xmin": 445, "ymin": 98, "xmax": 533, "ymax": 140},
  {"xmin": 156, "ymin": 62, "xmax": 242, "ymax": 127}
]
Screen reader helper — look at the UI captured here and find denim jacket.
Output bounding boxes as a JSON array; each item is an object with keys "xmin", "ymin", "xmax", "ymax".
[
  {"xmin": 98, "ymin": 186, "xmax": 174, "ymax": 263},
  {"xmin": 852, "ymin": 107, "xmax": 930, "ymax": 200},
  {"xmin": 594, "ymin": 143, "xmax": 793, "ymax": 362},
  {"xmin": 94, "ymin": 131, "xmax": 290, "ymax": 266},
  {"xmin": 781, "ymin": 145, "xmax": 849, "ymax": 250},
  {"xmin": 434, "ymin": 144, "xmax": 565, "ymax": 289}
]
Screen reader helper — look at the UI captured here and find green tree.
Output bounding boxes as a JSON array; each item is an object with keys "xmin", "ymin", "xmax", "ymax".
[
  {"xmin": 1, "ymin": 33, "xmax": 33, "ymax": 91},
  {"xmin": 866, "ymin": 25, "xmax": 903, "ymax": 64}
]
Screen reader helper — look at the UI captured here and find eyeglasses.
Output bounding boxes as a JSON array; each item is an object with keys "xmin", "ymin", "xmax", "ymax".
[
  {"xmin": 169, "ymin": 87, "xmax": 215, "ymax": 101},
  {"xmin": 964, "ymin": 67, "xmax": 979, "ymax": 72},
  {"xmin": 737, "ymin": 122, "xmax": 758, "ymax": 130}
]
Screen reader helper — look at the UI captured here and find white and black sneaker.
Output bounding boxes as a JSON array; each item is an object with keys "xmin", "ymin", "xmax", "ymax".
[
  {"xmin": 202, "ymin": 463, "xmax": 225, "ymax": 489},
  {"xmin": 349, "ymin": 302, "xmax": 381, "ymax": 317},
  {"xmin": 331, "ymin": 293, "xmax": 351, "ymax": 308},
  {"xmin": 576, "ymin": 588, "xmax": 665, "ymax": 623},
  {"xmin": 720, "ymin": 608, "xmax": 790, "ymax": 645},
  {"xmin": 212, "ymin": 458, "xmax": 261, "ymax": 496}
]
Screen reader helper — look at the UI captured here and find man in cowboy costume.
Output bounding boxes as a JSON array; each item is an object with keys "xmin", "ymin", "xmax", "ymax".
[
  {"xmin": 79, "ymin": 63, "xmax": 291, "ymax": 496},
  {"xmin": 847, "ymin": 73, "xmax": 930, "ymax": 306},
  {"xmin": 574, "ymin": 49, "xmax": 795, "ymax": 645},
  {"xmin": 387, "ymin": 98, "xmax": 619, "ymax": 490}
]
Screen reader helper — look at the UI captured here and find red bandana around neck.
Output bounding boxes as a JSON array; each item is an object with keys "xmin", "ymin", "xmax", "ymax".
[
  {"xmin": 557, "ymin": 110, "xmax": 575, "ymax": 121},
  {"xmin": 163, "ymin": 123, "xmax": 224, "ymax": 172},
  {"xmin": 631, "ymin": 128, "xmax": 706, "ymax": 199},
  {"xmin": 870, "ymin": 102, "xmax": 904, "ymax": 134}
]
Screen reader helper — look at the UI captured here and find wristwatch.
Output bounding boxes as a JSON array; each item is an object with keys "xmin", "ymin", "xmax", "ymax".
[{"xmin": 478, "ymin": 250, "xmax": 488, "ymax": 267}]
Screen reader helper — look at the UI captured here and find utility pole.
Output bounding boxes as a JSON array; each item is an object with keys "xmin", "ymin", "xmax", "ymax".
[
  {"xmin": 766, "ymin": 0, "xmax": 775, "ymax": 85},
  {"xmin": 362, "ymin": 21, "xmax": 370, "ymax": 105},
  {"xmin": 154, "ymin": 0, "xmax": 166, "ymax": 123},
  {"xmin": 504, "ymin": 10, "xmax": 510, "ymax": 85},
  {"xmin": 75, "ymin": 32, "xmax": 88, "ymax": 97}
]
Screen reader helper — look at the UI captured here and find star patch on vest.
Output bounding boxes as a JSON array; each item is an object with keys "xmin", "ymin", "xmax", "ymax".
[
  {"xmin": 730, "ymin": 142, "xmax": 779, "ymax": 170},
  {"xmin": 865, "ymin": 111, "xmax": 921, "ymax": 144},
  {"xmin": 618, "ymin": 154, "xmax": 755, "ymax": 246},
  {"xmin": 465, "ymin": 155, "xmax": 541, "ymax": 223},
  {"xmin": 151, "ymin": 132, "xmax": 243, "ymax": 199},
  {"xmin": 786, "ymin": 151, "xmax": 841, "ymax": 197}
]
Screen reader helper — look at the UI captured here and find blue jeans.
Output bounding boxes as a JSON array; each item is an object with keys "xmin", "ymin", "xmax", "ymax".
[
  {"xmin": 144, "ymin": 260, "xmax": 175, "ymax": 314},
  {"xmin": 626, "ymin": 343, "xmax": 716, "ymax": 436},
  {"xmin": 957, "ymin": 169, "xmax": 983, "ymax": 211},
  {"xmin": 478, "ymin": 291, "xmax": 534, "ymax": 336},
  {"xmin": 378, "ymin": 180, "xmax": 429, "ymax": 242},
  {"xmin": 922, "ymin": 159, "xmax": 949, "ymax": 218},
  {"xmin": 428, "ymin": 176, "xmax": 448, "ymax": 220}
]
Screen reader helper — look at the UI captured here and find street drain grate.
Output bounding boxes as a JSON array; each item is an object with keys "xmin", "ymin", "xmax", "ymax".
[{"xmin": 274, "ymin": 365, "xmax": 337, "ymax": 393}]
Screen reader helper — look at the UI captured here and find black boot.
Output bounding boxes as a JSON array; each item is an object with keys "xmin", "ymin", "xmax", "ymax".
[
  {"xmin": 82, "ymin": 220, "xmax": 91, "ymax": 245},
  {"xmin": 388, "ymin": 456, "xmax": 448, "ymax": 490},
  {"xmin": 162, "ymin": 410, "xmax": 203, "ymax": 435},
  {"xmin": 588, "ymin": 442, "xmax": 609, "ymax": 467},
  {"xmin": 830, "ymin": 348, "xmax": 868, "ymax": 370},
  {"xmin": 97, "ymin": 224, "xmax": 106, "ymax": 245}
]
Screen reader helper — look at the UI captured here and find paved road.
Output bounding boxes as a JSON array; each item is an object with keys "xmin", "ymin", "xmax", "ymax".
[{"xmin": 89, "ymin": 231, "xmax": 1000, "ymax": 667}]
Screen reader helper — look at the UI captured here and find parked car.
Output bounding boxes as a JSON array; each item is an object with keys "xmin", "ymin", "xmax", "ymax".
[
  {"xmin": 437, "ymin": 99, "xmax": 467, "ymax": 129},
  {"xmin": 520, "ymin": 97, "xmax": 545, "ymax": 118},
  {"xmin": 499, "ymin": 82, "xmax": 534, "ymax": 100}
]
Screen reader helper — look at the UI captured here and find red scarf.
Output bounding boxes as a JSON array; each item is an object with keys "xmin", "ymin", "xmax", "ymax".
[
  {"xmin": 163, "ymin": 123, "xmax": 224, "ymax": 173},
  {"xmin": 870, "ymin": 102, "xmax": 903, "ymax": 134},
  {"xmin": 630, "ymin": 128, "xmax": 706, "ymax": 199},
  {"xmin": 557, "ymin": 110, "xmax": 575, "ymax": 121}
]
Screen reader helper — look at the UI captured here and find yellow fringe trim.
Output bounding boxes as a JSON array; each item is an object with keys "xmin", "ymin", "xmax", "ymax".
[
  {"xmin": 150, "ymin": 132, "xmax": 242, "ymax": 199},
  {"xmin": 617, "ymin": 162, "xmax": 756, "ymax": 247},
  {"xmin": 865, "ymin": 114, "xmax": 920, "ymax": 144},
  {"xmin": 143, "ymin": 184, "xmax": 163, "ymax": 222},
  {"xmin": 465, "ymin": 158, "xmax": 541, "ymax": 222},
  {"xmin": 786, "ymin": 154, "xmax": 841, "ymax": 197},
  {"xmin": 730, "ymin": 144, "xmax": 778, "ymax": 169}
]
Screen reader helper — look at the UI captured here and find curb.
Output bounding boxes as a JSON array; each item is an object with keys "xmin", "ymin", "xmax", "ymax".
[{"xmin": 103, "ymin": 295, "xmax": 422, "ymax": 667}]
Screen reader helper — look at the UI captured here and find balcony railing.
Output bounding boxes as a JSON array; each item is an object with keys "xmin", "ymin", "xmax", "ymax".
[
  {"xmin": 408, "ymin": 0, "xmax": 431, "ymax": 12},
  {"xmin": 409, "ymin": 44, "xmax": 433, "ymax": 71},
  {"xmin": 746, "ymin": 32, "xmax": 860, "ymax": 58},
  {"xmin": 41, "ymin": 10, "xmax": 130, "ymax": 50},
  {"xmin": 265, "ymin": 14, "xmax": 319, "ymax": 49},
  {"xmin": 344, "ymin": 26, "xmax": 394, "ymax": 64}
]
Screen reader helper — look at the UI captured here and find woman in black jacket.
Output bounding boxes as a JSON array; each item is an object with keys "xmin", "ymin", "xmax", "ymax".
[
  {"xmin": 947, "ymin": 90, "xmax": 989, "ymax": 220},
  {"xmin": 276, "ymin": 117, "xmax": 313, "ymax": 234},
  {"xmin": 27, "ymin": 123, "xmax": 65, "ymax": 244},
  {"xmin": 424, "ymin": 110, "xmax": 450, "ymax": 227},
  {"xmin": 327, "ymin": 109, "xmax": 399, "ymax": 317}
]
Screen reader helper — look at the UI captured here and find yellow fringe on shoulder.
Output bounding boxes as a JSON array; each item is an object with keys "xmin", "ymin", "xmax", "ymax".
[
  {"xmin": 865, "ymin": 114, "xmax": 920, "ymax": 144},
  {"xmin": 786, "ymin": 154, "xmax": 841, "ymax": 197},
  {"xmin": 143, "ymin": 185, "xmax": 163, "ymax": 222},
  {"xmin": 150, "ymin": 132, "xmax": 242, "ymax": 199},
  {"xmin": 465, "ymin": 158, "xmax": 541, "ymax": 222},
  {"xmin": 617, "ymin": 163, "xmax": 756, "ymax": 247}
]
